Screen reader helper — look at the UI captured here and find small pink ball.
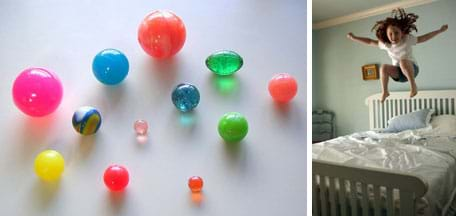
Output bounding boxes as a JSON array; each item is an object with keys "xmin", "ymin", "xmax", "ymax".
[
  {"xmin": 12, "ymin": 67, "xmax": 63, "ymax": 117},
  {"xmin": 134, "ymin": 120, "xmax": 149, "ymax": 135},
  {"xmin": 268, "ymin": 73, "xmax": 298, "ymax": 103}
]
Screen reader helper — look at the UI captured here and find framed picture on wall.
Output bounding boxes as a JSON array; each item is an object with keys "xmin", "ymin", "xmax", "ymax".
[{"xmin": 362, "ymin": 64, "xmax": 379, "ymax": 80}]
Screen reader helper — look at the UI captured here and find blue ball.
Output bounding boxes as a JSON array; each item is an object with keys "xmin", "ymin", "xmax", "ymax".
[
  {"xmin": 92, "ymin": 49, "xmax": 129, "ymax": 85},
  {"xmin": 172, "ymin": 83, "xmax": 200, "ymax": 112}
]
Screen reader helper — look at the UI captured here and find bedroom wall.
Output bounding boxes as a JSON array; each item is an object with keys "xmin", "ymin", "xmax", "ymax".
[{"xmin": 313, "ymin": 0, "xmax": 456, "ymax": 136}]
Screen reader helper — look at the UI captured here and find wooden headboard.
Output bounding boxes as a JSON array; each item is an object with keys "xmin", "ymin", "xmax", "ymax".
[{"xmin": 365, "ymin": 90, "xmax": 456, "ymax": 130}]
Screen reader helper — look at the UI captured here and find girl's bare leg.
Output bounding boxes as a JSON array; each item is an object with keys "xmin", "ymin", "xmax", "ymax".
[
  {"xmin": 380, "ymin": 64, "xmax": 400, "ymax": 102},
  {"xmin": 399, "ymin": 59, "xmax": 418, "ymax": 97}
]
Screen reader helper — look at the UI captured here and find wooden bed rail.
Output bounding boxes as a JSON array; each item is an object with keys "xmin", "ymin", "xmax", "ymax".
[{"xmin": 313, "ymin": 159, "xmax": 428, "ymax": 216}]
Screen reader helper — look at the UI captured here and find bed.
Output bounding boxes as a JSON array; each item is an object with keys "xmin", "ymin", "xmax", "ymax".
[{"xmin": 312, "ymin": 90, "xmax": 456, "ymax": 216}]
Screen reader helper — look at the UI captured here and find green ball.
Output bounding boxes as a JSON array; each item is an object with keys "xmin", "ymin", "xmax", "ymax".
[{"xmin": 218, "ymin": 112, "xmax": 248, "ymax": 142}]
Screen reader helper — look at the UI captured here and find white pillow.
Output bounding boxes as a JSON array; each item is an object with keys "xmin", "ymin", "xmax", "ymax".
[
  {"xmin": 430, "ymin": 115, "xmax": 456, "ymax": 136},
  {"xmin": 383, "ymin": 109, "xmax": 434, "ymax": 133}
]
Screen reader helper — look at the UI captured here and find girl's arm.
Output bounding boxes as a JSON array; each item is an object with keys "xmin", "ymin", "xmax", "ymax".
[
  {"xmin": 417, "ymin": 25, "xmax": 448, "ymax": 43},
  {"xmin": 347, "ymin": 33, "xmax": 378, "ymax": 47}
]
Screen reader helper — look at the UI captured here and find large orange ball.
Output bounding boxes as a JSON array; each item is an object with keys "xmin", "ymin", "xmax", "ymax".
[{"xmin": 138, "ymin": 10, "xmax": 186, "ymax": 59}]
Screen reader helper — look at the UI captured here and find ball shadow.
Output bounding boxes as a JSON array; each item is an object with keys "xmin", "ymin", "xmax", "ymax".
[
  {"xmin": 77, "ymin": 134, "xmax": 97, "ymax": 159},
  {"xmin": 30, "ymin": 179, "xmax": 61, "ymax": 210},
  {"xmin": 98, "ymin": 83, "xmax": 127, "ymax": 115},
  {"xmin": 272, "ymin": 101, "xmax": 292, "ymax": 119},
  {"xmin": 208, "ymin": 74, "xmax": 241, "ymax": 98},
  {"xmin": 18, "ymin": 113, "xmax": 58, "ymax": 160},
  {"xmin": 107, "ymin": 190, "xmax": 127, "ymax": 215},
  {"xmin": 222, "ymin": 140, "xmax": 246, "ymax": 162},
  {"xmin": 171, "ymin": 110, "xmax": 198, "ymax": 135},
  {"xmin": 134, "ymin": 134, "xmax": 150, "ymax": 151},
  {"xmin": 135, "ymin": 135, "xmax": 149, "ymax": 145},
  {"xmin": 144, "ymin": 56, "xmax": 180, "ymax": 88},
  {"xmin": 189, "ymin": 191, "xmax": 205, "ymax": 208},
  {"xmin": 220, "ymin": 139, "xmax": 250, "ymax": 175},
  {"xmin": 271, "ymin": 100, "xmax": 305, "ymax": 136}
]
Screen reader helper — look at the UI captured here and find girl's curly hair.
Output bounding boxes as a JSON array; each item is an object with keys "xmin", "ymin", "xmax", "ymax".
[{"xmin": 372, "ymin": 8, "xmax": 419, "ymax": 43}]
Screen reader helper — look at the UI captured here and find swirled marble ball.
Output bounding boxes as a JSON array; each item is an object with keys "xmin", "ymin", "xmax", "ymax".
[
  {"xmin": 72, "ymin": 106, "xmax": 102, "ymax": 135},
  {"xmin": 171, "ymin": 83, "xmax": 200, "ymax": 112}
]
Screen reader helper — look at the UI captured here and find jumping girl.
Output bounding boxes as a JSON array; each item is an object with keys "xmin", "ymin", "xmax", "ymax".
[{"xmin": 347, "ymin": 8, "xmax": 448, "ymax": 102}]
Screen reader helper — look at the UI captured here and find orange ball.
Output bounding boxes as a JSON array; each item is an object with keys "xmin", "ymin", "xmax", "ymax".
[
  {"xmin": 188, "ymin": 176, "xmax": 203, "ymax": 192},
  {"xmin": 268, "ymin": 73, "xmax": 298, "ymax": 103},
  {"xmin": 138, "ymin": 10, "xmax": 186, "ymax": 59}
]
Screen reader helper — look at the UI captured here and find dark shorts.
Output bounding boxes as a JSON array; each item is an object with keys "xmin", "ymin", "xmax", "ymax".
[{"xmin": 392, "ymin": 63, "xmax": 419, "ymax": 82}]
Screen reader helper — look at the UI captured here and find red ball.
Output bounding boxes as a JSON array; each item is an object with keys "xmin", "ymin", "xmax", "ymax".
[
  {"xmin": 138, "ymin": 10, "xmax": 186, "ymax": 59},
  {"xmin": 188, "ymin": 176, "xmax": 203, "ymax": 192},
  {"xmin": 268, "ymin": 73, "xmax": 298, "ymax": 103},
  {"xmin": 103, "ymin": 165, "xmax": 129, "ymax": 191}
]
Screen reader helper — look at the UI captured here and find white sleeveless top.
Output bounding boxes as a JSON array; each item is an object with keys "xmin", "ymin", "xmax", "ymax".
[{"xmin": 378, "ymin": 34, "xmax": 418, "ymax": 66}]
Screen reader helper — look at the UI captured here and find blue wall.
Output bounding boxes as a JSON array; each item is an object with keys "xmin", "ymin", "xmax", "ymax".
[{"xmin": 313, "ymin": 0, "xmax": 456, "ymax": 136}]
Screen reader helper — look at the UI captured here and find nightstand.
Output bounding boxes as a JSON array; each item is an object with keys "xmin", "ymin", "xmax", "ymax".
[{"xmin": 312, "ymin": 110, "xmax": 335, "ymax": 143}]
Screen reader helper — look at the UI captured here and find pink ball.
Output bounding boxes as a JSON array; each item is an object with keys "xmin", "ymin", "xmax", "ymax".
[
  {"xmin": 12, "ymin": 67, "xmax": 63, "ymax": 117},
  {"xmin": 268, "ymin": 73, "xmax": 298, "ymax": 103}
]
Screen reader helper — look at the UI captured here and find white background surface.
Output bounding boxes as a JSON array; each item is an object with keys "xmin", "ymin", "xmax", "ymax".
[{"xmin": 0, "ymin": 0, "xmax": 306, "ymax": 215}]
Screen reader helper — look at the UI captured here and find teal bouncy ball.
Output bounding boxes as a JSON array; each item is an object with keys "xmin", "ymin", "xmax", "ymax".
[
  {"xmin": 92, "ymin": 49, "xmax": 129, "ymax": 85},
  {"xmin": 218, "ymin": 112, "xmax": 248, "ymax": 142},
  {"xmin": 171, "ymin": 83, "xmax": 200, "ymax": 112}
]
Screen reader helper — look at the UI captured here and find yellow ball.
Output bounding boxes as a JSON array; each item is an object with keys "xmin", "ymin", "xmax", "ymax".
[{"xmin": 34, "ymin": 150, "xmax": 65, "ymax": 181}]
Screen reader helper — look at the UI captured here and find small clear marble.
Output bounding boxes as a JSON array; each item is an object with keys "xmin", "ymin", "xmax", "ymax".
[{"xmin": 134, "ymin": 120, "xmax": 148, "ymax": 135}]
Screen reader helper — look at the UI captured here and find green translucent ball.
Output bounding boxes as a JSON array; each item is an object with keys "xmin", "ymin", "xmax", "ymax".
[
  {"xmin": 206, "ymin": 50, "xmax": 243, "ymax": 76},
  {"xmin": 218, "ymin": 112, "xmax": 248, "ymax": 142}
]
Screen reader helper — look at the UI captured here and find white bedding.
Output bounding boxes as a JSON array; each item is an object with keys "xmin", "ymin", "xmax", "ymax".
[{"xmin": 313, "ymin": 127, "xmax": 456, "ymax": 216}]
